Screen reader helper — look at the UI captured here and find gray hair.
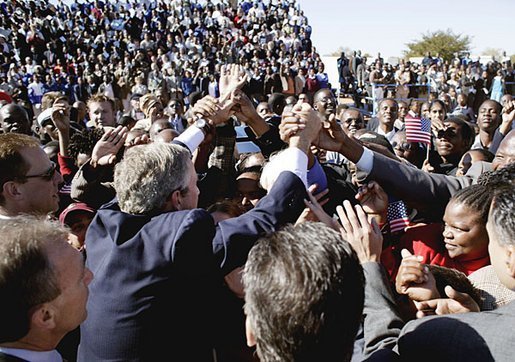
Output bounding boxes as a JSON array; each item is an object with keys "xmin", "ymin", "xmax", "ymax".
[
  {"xmin": 490, "ymin": 184, "xmax": 515, "ymax": 246},
  {"xmin": 243, "ymin": 222, "xmax": 364, "ymax": 361},
  {"xmin": 114, "ymin": 142, "xmax": 191, "ymax": 214}
]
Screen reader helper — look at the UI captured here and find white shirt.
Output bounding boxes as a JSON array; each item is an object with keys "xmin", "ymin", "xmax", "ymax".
[{"xmin": 177, "ymin": 126, "xmax": 308, "ymax": 188}]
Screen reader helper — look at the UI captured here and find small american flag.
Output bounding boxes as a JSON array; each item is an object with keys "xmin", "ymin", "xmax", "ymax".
[
  {"xmin": 405, "ymin": 116, "xmax": 432, "ymax": 144},
  {"xmin": 387, "ymin": 200, "xmax": 410, "ymax": 233}
]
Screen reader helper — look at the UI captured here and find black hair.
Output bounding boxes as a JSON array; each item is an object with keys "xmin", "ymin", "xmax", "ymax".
[
  {"xmin": 445, "ymin": 116, "xmax": 475, "ymax": 149},
  {"xmin": 450, "ymin": 184, "xmax": 492, "ymax": 224},
  {"xmin": 68, "ymin": 128, "xmax": 104, "ymax": 162},
  {"xmin": 477, "ymin": 163, "xmax": 515, "ymax": 188}
]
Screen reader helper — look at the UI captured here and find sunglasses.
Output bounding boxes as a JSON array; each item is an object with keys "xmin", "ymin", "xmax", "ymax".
[
  {"xmin": 25, "ymin": 162, "xmax": 57, "ymax": 181},
  {"xmin": 393, "ymin": 142, "xmax": 414, "ymax": 152},
  {"xmin": 436, "ymin": 129, "xmax": 458, "ymax": 139}
]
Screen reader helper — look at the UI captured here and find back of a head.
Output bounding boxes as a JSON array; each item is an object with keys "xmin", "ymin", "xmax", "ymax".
[
  {"xmin": 114, "ymin": 142, "xmax": 190, "ymax": 215},
  {"xmin": 268, "ymin": 92, "xmax": 286, "ymax": 116},
  {"xmin": 41, "ymin": 91, "xmax": 68, "ymax": 111},
  {"xmin": 0, "ymin": 216, "xmax": 68, "ymax": 343},
  {"xmin": 243, "ymin": 222, "xmax": 364, "ymax": 362}
]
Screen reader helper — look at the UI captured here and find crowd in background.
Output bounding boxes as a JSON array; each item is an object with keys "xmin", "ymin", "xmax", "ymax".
[{"xmin": 0, "ymin": 1, "xmax": 515, "ymax": 362}]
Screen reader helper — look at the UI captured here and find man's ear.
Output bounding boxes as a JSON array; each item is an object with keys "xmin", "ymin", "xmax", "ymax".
[
  {"xmin": 170, "ymin": 189, "xmax": 182, "ymax": 211},
  {"xmin": 31, "ymin": 304, "xmax": 56, "ymax": 330},
  {"xmin": 2, "ymin": 181, "xmax": 23, "ymax": 201},
  {"xmin": 245, "ymin": 316, "xmax": 256, "ymax": 347}
]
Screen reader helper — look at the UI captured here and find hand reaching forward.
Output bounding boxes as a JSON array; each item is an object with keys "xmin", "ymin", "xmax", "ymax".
[
  {"xmin": 395, "ymin": 249, "xmax": 438, "ymax": 302},
  {"xmin": 280, "ymin": 103, "xmax": 322, "ymax": 151},
  {"xmin": 219, "ymin": 64, "xmax": 248, "ymax": 103},
  {"xmin": 191, "ymin": 95, "xmax": 236, "ymax": 126},
  {"xmin": 295, "ymin": 184, "xmax": 334, "ymax": 227},
  {"xmin": 355, "ymin": 181, "xmax": 388, "ymax": 224},
  {"xmin": 313, "ymin": 115, "xmax": 349, "ymax": 153},
  {"xmin": 51, "ymin": 102, "xmax": 71, "ymax": 132},
  {"xmin": 231, "ymin": 88, "xmax": 260, "ymax": 124},
  {"xmin": 414, "ymin": 285, "xmax": 480, "ymax": 318},
  {"xmin": 336, "ymin": 200, "xmax": 383, "ymax": 263},
  {"xmin": 91, "ymin": 126, "xmax": 128, "ymax": 167}
]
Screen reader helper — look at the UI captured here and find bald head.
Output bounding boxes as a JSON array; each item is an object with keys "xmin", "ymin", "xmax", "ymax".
[
  {"xmin": 0, "ymin": 104, "xmax": 31, "ymax": 135},
  {"xmin": 149, "ymin": 119, "xmax": 173, "ymax": 140}
]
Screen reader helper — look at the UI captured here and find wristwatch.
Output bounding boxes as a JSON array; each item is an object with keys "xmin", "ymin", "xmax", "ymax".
[{"xmin": 194, "ymin": 118, "xmax": 211, "ymax": 136}]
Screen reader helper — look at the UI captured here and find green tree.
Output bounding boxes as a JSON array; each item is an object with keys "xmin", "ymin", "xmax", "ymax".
[{"xmin": 404, "ymin": 29, "xmax": 471, "ymax": 62}]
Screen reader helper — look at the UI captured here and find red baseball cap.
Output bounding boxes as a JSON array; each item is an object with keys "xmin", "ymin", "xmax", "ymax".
[{"xmin": 59, "ymin": 202, "xmax": 95, "ymax": 225}]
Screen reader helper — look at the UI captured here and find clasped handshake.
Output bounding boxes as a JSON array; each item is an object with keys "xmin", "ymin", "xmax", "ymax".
[{"xmin": 189, "ymin": 64, "xmax": 350, "ymax": 155}]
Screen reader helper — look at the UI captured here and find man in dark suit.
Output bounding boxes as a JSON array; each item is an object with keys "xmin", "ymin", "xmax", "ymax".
[
  {"xmin": 305, "ymin": 115, "xmax": 515, "ymax": 218},
  {"xmin": 0, "ymin": 217, "xmax": 93, "ymax": 362},
  {"xmin": 77, "ymin": 101, "xmax": 322, "ymax": 361}
]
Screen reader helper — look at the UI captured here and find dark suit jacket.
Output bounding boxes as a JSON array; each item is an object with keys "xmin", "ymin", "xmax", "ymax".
[
  {"xmin": 0, "ymin": 353, "xmax": 27, "ymax": 362},
  {"xmin": 362, "ymin": 262, "xmax": 514, "ymax": 362},
  {"xmin": 360, "ymin": 152, "xmax": 482, "ymax": 218},
  {"xmin": 78, "ymin": 171, "xmax": 308, "ymax": 362}
]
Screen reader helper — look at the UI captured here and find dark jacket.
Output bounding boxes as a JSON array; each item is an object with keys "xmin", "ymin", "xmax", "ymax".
[{"xmin": 78, "ymin": 171, "xmax": 307, "ymax": 361}]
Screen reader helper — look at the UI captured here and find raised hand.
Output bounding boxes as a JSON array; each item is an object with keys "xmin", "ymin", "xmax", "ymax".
[
  {"xmin": 231, "ymin": 88, "xmax": 260, "ymax": 124},
  {"xmin": 501, "ymin": 99, "xmax": 515, "ymax": 135},
  {"xmin": 191, "ymin": 95, "xmax": 236, "ymax": 126},
  {"xmin": 313, "ymin": 116, "xmax": 348, "ymax": 153},
  {"xmin": 414, "ymin": 285, "xmax": 480, "ymax": 318},
  {"xmin": 295, "ymin": 185, "xmax": 333, "ymax": 227},
  {"xmin": 219, "ymin": 64, "xmax": 248, "ymax": 103},
  {"xmin": 355, "ymin": 181, "xmax": 388, "ymax": 224},
  {"xmin": 336, "ymin": 200, "xmax": 383, "ymax": 263},
  {"xmin": 395, "ymin": 249, "xmax": 438, "ymax": 302},
  {"xmin": 91, "ymin": 126, "xmax": 128, "ymax": 167},
  {"xmin": 422, "ymin": 159, "xmax": 435, "ymax": 173},
  {"xmin": 51, "ymin": 102, "xmax": 71, "ymax": 132}
]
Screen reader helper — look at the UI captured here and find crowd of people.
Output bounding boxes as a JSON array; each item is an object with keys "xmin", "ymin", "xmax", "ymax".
[
  {"xmin": 1, "ymin": 1, "xmax": 515, "ymax": 362},
  {"xmin": 337, "ymin": 50, "xmax": 514, "ymax": 116}
]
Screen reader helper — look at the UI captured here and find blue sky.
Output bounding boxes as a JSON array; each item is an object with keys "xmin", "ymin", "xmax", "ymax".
[{"xmin": 297, "ymin": 0, "xmax": 515, "ymax": 59}]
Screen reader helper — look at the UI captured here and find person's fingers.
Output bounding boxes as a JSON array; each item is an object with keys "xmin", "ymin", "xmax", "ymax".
[
  {"xmin": 444, "ymin": 285, "xmax": 476, "ymax": 310},
  {"xmin": 313, "ymin": 188, "xmax": 329, "ymax": 201},
  {"xmin": 355, "ymin": 204, "xmax": 370, "ymax": 231},
  {"xmin": 307, "ymin": 184, "xmax": 318, "ymax": 194},
  {"xmin": 338, "ymin": 201, "xmax": 356, "ymax": 234},
  {"xmin": 343, "ymin": 199, "xmax": 361, "ymax": 231},
  {"xmin": 335, "ymin": 205, "xmax": 350, "ymax": 234},
  {"xmin": 318, "ymin": 197, "xmax": 329, "ymax": 207},
  {"xmin": 414, "ymin": 299, "xmax": 438, "ymax": 311},
  {"xmin": 414, "ymin": 301, "xmax": 436, "ymax": 318},
  {"xmin": 399, "ymin": 267, "xmax": 427, "ymax": 284},
  {"xmin": 401, "ymin": 248, "xmax": 414, "ymax": 259}
]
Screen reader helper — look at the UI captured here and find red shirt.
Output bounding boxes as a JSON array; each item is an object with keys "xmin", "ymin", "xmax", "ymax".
[{"xmin": 382, "ymin": 222, "xmax": 490, "ymax": 283}]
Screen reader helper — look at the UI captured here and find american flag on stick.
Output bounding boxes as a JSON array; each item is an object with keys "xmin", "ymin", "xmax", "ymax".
[
  {"xmin": 387, "ymin": 200, "xmax": 411, "ymax": 233},
  {"xmin": 405, "ymin": 116, "xmax": 432, "ymax": 144}
]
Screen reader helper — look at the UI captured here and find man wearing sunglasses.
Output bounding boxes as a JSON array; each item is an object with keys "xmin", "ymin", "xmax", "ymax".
[
  {"xmin": 427, "ymin": 117, "xmax": 474, "ymax": 176},
  {"xmin": 0, "ymin": 133, "xmax": 63, "ymax": 218}
]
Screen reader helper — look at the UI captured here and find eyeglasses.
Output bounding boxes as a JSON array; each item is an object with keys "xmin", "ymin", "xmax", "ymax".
[
  {"xmin": 436, "ymin": 129, "xmax": 458, "ymax": 139},
  {"xmin": 393, "ymin": 142, "xmax": 414, "ymax": 152},
  {"xmin": 24, "ymin": 162, "xmax": 58, "ymax": 181}
]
